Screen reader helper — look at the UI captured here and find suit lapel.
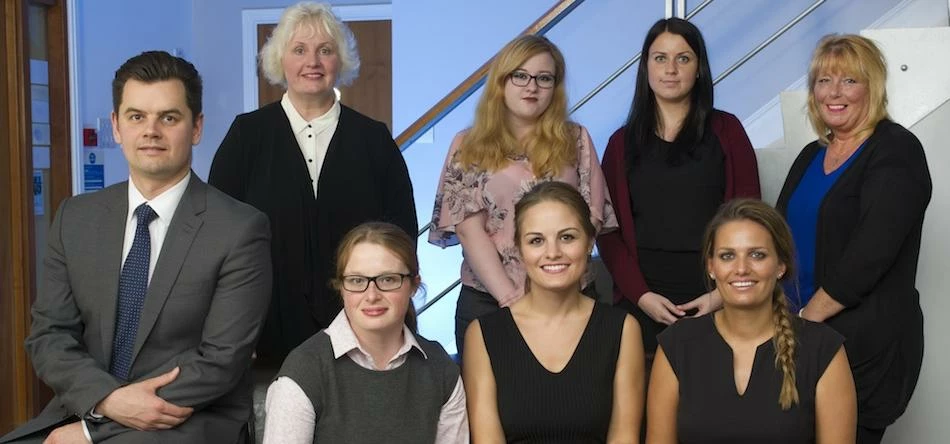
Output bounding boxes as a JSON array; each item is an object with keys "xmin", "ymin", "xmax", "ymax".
[
  {"xmin": 131, "ymin": 174, "xmax": 205, "ymax": 362},
  {"xmin": 98, "ymin": 184, "xmax": 129, "ymax": 362}
]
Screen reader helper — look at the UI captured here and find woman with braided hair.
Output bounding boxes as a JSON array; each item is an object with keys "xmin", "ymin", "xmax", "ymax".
[{"xmin": 646, "ymin": 199, "xmax": 856, "ymax": 443}]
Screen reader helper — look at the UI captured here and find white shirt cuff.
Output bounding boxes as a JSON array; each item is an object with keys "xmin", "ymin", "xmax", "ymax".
[{"xmin": 81, "ymin": 419, "xmax": 94, "ymax": 443}]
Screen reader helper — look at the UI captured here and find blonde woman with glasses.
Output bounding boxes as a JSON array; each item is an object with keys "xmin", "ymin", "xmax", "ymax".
[{"xmin": 429, "ymin": 35, "xmax": 617, "ymax": 357}]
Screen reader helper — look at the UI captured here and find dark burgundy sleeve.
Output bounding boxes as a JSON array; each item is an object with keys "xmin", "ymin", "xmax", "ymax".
[
  {"xmin": 716, "ymin": 111, "xmax": 761, "ymax": 200},
  {"xmin": 595, "ymin": 129, "xmax": 650, "ymax": 303}
]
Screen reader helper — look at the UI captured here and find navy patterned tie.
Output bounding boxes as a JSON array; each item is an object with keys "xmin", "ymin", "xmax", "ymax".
[{"xmin": 109, "ymin": 203, "xmax": 157, "ymax": 380}]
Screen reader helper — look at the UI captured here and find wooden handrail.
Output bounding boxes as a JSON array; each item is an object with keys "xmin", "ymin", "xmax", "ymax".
[{"xmin": 394, "ymin": 0, "xmax": 585, "ymax": 150}]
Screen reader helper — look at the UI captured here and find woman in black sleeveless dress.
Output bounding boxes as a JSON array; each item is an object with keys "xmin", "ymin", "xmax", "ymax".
[
  {"xmin": 648, "ymin": 199, "xmax": 856, "ymax": 443},
  {"xmin": 463, "ymin": 182, "xmax": 643, "ymax": 443}
]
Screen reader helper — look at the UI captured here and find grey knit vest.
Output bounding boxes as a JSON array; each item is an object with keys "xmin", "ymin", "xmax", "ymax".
[{"xmin": 276, "ymin": 331, "xmax": 459, "ymax": 443}]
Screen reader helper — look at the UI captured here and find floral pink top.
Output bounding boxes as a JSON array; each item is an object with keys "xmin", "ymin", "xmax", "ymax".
[{"xmin": 429, "ymin": 124, "xmax": 617, "ymax": 305}]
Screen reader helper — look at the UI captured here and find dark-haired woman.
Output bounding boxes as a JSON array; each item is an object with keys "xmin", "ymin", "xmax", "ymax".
[{"xmin": 597, "ymin": 18, "xmax": 761, "ymax": 354}]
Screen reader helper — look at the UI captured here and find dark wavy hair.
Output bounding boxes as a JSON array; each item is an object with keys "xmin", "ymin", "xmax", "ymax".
[{"xmin": 624, "ymin": 18, "xmax": 714, "ymax": 169}]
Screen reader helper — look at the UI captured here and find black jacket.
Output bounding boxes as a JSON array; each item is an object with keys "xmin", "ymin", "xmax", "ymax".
[
  {"xmin": 209, "ymin": 102, "xmax": 417, "ymax": 362},
  {"xmin": 777, "ymin": 119, "xmax": 931, "ymax": 426}
]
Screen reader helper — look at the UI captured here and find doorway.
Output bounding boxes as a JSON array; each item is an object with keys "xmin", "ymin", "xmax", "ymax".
[{"xmin": 0, "ymin": 0, "xmax": 72, "ymax": 434}]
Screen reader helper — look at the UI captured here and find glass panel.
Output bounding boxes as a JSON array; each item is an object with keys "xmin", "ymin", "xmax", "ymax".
[
  {"xmin": 416, "ymin": 286, "xmax": 461, "ymax": 356},
  {"xmin": 30, "ymin": 85, "xmax": 49, "ymax": 123},
  {"xmin": 29, "ymin": 4, "xmax": 51, "ymax": 301},
  {"xmin": 32, "ymin": 123, "xmax": 50, "ymax": 145}
]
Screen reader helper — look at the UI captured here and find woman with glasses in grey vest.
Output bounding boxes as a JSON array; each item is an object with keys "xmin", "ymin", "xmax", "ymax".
[{"xmin": 263, "ymin": 222, "xmax": 468, "ymax": 443}]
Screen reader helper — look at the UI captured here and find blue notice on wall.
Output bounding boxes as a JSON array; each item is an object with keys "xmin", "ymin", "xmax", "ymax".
[
  {"xmin": 34, "ymin": 170, "xmax": 44, "ymax": 215},
  {"xmin": 84, "ymin": 164, "xmax": 104, "ymax": 192}
]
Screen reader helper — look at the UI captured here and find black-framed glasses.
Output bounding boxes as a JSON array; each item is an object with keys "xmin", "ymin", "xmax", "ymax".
[
  {"xmin": 508, "ymin": 70, "xmax": 556, "ymax": 89},
  {"xmin": 341, "ymin": 273, "xmax": 413, "ymax": 292}
]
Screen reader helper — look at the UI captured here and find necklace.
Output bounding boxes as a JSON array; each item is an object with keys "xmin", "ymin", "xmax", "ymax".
[{"xmin": 824, "ymin": 138, "xmax": 863, "ymax": 171}]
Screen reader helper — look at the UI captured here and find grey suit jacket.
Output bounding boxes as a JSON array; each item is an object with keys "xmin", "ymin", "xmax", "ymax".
[{"xmin": 0, "ymin": 173, "xmax": 272, "ymax": 443}]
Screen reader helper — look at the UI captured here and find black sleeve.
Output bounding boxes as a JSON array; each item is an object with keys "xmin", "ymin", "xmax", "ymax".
[
  {"xmin": 376, "ymin": 121, "xmax": 419, "ymax": 239},
  {"xmin": 208, "ymin": 116, "xmax": 248, "ymax": 201},
  {"xmin": 822, "ymin": 128, "xmax": 931, "ymax": 307},
  {"xmin": 656, "ymin": 318, "xmax": 687, "ymax": 378},
  {"xmin": 798, "ymin": 320, "xmax": 845, "ymax": 380}
]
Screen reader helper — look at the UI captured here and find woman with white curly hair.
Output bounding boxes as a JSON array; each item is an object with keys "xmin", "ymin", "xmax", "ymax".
[{"xmin": 209, "ymin": 1, "xmax": 417, "ymax": 365}]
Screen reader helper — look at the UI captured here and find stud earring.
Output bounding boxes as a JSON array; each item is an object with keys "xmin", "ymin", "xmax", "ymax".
[{"xmin": 709, "ymin": 272, "xmax": 715, "ymax": 280}]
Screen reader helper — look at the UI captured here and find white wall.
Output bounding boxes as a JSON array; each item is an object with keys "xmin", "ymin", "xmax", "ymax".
[
  {"xmin": 75, "ymin": 0, "xmax": 192, "ymax": 188},
  {"xmin": 883, "ymin": 99, "xmax": 950, "ymax": 443}
]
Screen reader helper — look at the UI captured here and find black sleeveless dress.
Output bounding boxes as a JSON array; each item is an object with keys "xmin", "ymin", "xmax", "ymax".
[
  {"xmin": 658, "ymin": 314, "xmax": 844, "ymax": 443},
  {"xmin": 479, "ymin": 302, "xmax": 627, "ymax": 443}
]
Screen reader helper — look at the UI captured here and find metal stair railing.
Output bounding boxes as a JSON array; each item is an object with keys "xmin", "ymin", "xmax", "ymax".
[{"xmin": 394, "ymin": 0, "xmax": 585, "ymax": 151}]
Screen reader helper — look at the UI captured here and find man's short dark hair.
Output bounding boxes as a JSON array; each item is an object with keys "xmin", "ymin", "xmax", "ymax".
[{"xmin": 112, "ymin": 50, "xmax": 203, "ymax": 122}]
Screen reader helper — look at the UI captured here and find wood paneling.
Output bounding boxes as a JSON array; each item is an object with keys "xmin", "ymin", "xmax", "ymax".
[
  {"xmin": 338, "ymin": 20, "xmax": 391, "ymax": 132},
  {"xmin": 45, "ymin": 0, "xmax": 72, "ymax": 211},
  {"xmin": 0, "ymin": 0, "xmax": 69, "ymax": 433},
  {"xmin": 257, "ymin": 24, "xmax": 282, "ymax": 107},
  {"xmin": 0, "ymin": 0, "xmax": 38, "ymax": 434}
]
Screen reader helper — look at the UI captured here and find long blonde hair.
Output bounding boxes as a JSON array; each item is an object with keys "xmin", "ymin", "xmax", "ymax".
[
  {"xmin": 702, "ymin": 199, "xmax": 800, "ymax": 410},
  {"xmin": 806, "ymin": 34, "xmax": 889, "ymax": 145},
  {"xmin": 455, "ymin": 35, "xmax": 575, "ymax": 178}
]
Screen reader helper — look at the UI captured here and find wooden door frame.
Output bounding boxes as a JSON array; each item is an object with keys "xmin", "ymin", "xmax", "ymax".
[
  {"xmin": 240, "ymin": 4, "xmax": 392, "ymax": 112},
  {"xmin": 0, "ymin": 0, "xmax": 71, "ymax": 433},
  {"xmin": 1, "ymin": 0, "xmax": 37, "ymax": 431}
]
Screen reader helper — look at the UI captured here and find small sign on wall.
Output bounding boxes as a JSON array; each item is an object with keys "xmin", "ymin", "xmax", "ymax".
[
  {"xmin": 84, "ymin": 150, "xmax": 104, "ymax": 192},
  {"xmin": 33, "ymin": 170, "xmax": 44, "ymax": 216}
]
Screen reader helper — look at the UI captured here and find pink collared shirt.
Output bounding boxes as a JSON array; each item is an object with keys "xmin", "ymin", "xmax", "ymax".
[{"xmin": 262, "ymin": 311, "xmax": 469, "ymax": 443}]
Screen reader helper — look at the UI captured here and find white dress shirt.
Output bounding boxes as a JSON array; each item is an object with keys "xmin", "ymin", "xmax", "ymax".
[
  {"xmin": 262, "ymin": 311, "xmax": 470, "ymax": 444},
  {"xmin": 82, "ymin": 174, "xmax": 191, "ymax": 442},
  {"xmin": 121, "ymin": 174, "xmax": 191, "ymax": 283},
  {"xmin": 280, "ymin": 93, "xmax": 341, "ymax": 197}
]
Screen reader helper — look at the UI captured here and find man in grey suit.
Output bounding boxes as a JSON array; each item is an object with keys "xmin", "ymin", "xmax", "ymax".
[{"xmin": 0, "ymin": 51, "xmax": 272, "ymax": 444}]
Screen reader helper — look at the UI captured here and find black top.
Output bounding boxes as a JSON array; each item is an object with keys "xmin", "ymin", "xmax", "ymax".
[
  {"xmin": 776, "ymin": 119, "xmax": 930, "ymax": 427},
  {"xmin": 480, "ymin": 303, "xmax": 627, "ymax": 443},
  {"xmin": 658, "ymin": 314, "xmax": 844, "ymax": 444},
  {"xmin": 209, "ymin": 102, "xmax": 418, "ymax": 362},
  {"xmin": 628, "ymin": 132, "xmax": 725, "ymax": 252}
]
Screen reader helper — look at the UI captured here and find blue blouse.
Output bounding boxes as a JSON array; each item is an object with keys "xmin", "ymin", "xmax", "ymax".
[{"xmin": 785, "ymin": 143, "xmax": 864, "ymax": 309}]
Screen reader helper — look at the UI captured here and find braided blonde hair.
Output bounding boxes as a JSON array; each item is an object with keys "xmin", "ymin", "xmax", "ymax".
[
  {"xmin": 702, "ymin": 199, "xmax": 799, "ymax": 409},
  {"xmin": 771, "ymin": 282, "xmax": 799, "ymax": 409}
]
